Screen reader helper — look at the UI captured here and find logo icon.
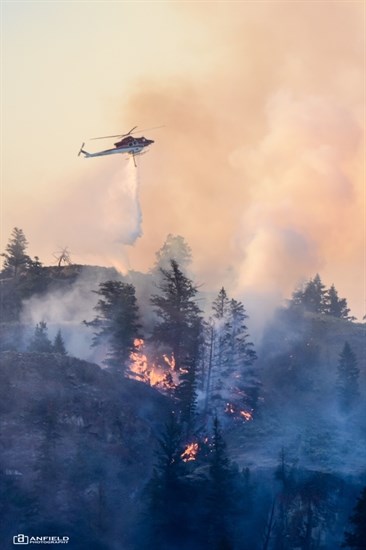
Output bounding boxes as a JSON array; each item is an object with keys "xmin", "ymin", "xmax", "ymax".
[{"xmin": 13, "ymin": 534, "xmax": 29, "ymax": 545}]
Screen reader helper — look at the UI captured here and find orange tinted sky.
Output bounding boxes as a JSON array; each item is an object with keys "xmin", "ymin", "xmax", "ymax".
[{"xmin": 1, "ymin": 1, "xmax": 365, "ymax": 318}]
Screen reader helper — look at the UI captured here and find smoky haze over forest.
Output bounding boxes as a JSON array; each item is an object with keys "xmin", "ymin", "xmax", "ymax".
[{"xmin": 1, "ymin": 227, "xmax": 365, "ymax": 549}]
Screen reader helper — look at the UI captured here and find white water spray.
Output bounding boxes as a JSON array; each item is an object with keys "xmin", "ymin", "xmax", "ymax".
[{"xmin": 101, "ymin": 157, "xmax": 142, "ymax": 245}]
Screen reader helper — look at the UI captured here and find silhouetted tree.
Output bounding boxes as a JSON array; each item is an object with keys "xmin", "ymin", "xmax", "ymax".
[
  {"xmin": 343, "ymin": 486, "xmax": 366, "ymax": 549},
  {"xmin": 324, "ymin": 284, "xmax": 352, "ymax": 320},
  {"xmin": 144, "ymin": 413, "xmax": 189, "ymax": 549},
  {"xmin": 1, "ymin": 227, "xmax": 31, "ymax": 278},
  {"xmin": 291, "ymin": 274, "xmax": 327, "ymax": 314},
  {"xmin": 151, "ymin": 260, "xmax": 202, "ymax": 373},
  {"xmin": 28, "ymin": 322, "xmax": 53, "ymax": 353},
  {"xmin": 206, "ymin": 416, "xmax": 234, "ymax": 550},
  {"xmin": 336, "ymin": 342, "xmax": 360, "ymax": 412},
  {"xmin": 85, "ymin": 281, "xmax": 141, "ymax": 373},
  {"xmin": 53, "ymin": 330, "xmax": 67, "ymax": 355}
]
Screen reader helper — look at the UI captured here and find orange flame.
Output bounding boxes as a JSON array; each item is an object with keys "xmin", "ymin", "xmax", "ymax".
[
  {"xmin": 129, "ymin": 339, "xmax": 178, "ymax": 390},
  {"xmin": 181, "ymin": 442, "xmax": 199, "ymax": 462},
  {"xmin": 240, "ymin": 410, "xmax": 253, "ymax": 422},
  {"xmin": 225, "ymin": 402, "xmax": 253, "ymax": 422}
]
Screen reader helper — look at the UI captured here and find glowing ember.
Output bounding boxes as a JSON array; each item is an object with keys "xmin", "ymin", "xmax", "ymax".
[
  {"xmin": 240, "ymin": 410, "xmax": 253, "ymax": 422},
  {"xmin": 225, "ymin": 402, "xmax": 253, "ymax": 422},
  {"xmin": 181, "ymin": 442, "xmax": 199, "ymax": 462}
]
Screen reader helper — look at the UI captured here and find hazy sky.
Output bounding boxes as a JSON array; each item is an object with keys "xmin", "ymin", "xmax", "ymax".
[{"xmin": 2, "ymin": 1, "xmax": 365, "ymax": 319}]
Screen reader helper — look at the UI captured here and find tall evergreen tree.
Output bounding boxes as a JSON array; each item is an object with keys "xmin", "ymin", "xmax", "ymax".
[
  {"xmin": 85, "ymin": 281, "xmax": 141, "ymax": 373},
  {"xmin": 151, "ymin": 260, "xmax": 203, "ymax": 429},
  {"xmin": 206, "ymin": 289, "xmax": 259, "ymax": 418},
  {"xmin": 1, "ymin": 227, "xmax": 31, "ymax": 278},
  {"xmin": 324, "ymin": 284, "xmax": 352, "ymax": 320},
  {"xmin": 336, "ymin": 342, "xmax": 360, "ymax": 412},
  {"xmin": 144, "ymin": 413, "xmax": 188, "ymax": 549},
  {"xmin": 226, "ymin": 298, "xmax": 259, "ymax": 411},
  {"xmin": 151, "ymin": 259, "xmax": 202, "ymax": 373},
  {"xmin": 206, "ymin": 416, "xmax": 234, "ymax": 550},
  {"xmin": 343, "ymin": 486, "xmax": 366, "ymax": 549},
  {"xmin": 208, "ymin": 288, "xmax": 231, "ymax": 411}
]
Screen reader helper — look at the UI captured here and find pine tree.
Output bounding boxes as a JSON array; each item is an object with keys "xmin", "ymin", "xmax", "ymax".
[
  {"xmin": 151, "ymin": 259, "xmax": 202, "ymax": 373},
  {"xmin": 206, "ymin": 289, "xmax": 259, "ymax": 418},
  {"xmin": 144, "ymin": 413, "xmax": 188, "ymax": 549},
  {"xmin": 336, "ymin": 342, "xmax": 360, "ymax": 412},
  {"xmin": 208, "ymin": 288, "xmax": 231, "ymax": 411},
  {"xmin": 53, "ymin": 330, "xmax": 67, "ymax": 355},
  {"xmin": 290, "ymin": 274, "xmax": 327, "ymax": 314},
  {"xmin": 206, "ymin": 416, "xmax": 234, "ymax": 550},
  {"xmin": 226, "ymin": 298, "xmax": 259, "ymax": 412},
  {"xmin": 324, "ymin": 284, "xmax": 352, "ymax": 320},
  {"xmin": 85, "ymin": 281, "xmax": 141, "ymax": 373},
  {"xmin": 343, "ymin": 486, "xmax": 366, "ymax": 549},
  {"xmin": 174, "ymin": 318, "xmax": 203, "ymax": 434},
  {"xmin": 28, "ymin": 322, "xmax": 54, "ymax": 353},
  {"xmin": 1, "ymin": 227, "xmax": 31, "ymax": 278}
]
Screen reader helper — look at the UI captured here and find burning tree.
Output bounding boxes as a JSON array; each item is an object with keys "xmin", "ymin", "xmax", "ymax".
[
  {"xmin": 85, "ymin": 280, "xmax": 141, "ymax": 374},
  {"xmin": 204, "ymin": 287, "xmax": 259, "ymax": 420},
  {"xmin": 151, "ymin": 260, "xmax": 203, "ymax": 429},
  {"xmin": 144, "ymin": 413, "xmax": 191, "ymax": 549}
]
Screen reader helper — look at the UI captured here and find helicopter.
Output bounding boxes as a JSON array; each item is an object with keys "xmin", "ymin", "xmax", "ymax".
[{"xmin": 78, "ymin": 126, "xmax": 156, "ymax": 167}]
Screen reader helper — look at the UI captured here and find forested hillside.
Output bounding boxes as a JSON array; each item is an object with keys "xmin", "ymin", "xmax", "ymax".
[{"xmin": 1, "ymin": 228, "xmax": 365, "ymax": 549}]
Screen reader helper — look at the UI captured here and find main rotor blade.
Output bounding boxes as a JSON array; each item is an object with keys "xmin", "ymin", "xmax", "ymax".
[{"xmin": 89, "ymin": 125, "xmax": 164, "ymax": 141}]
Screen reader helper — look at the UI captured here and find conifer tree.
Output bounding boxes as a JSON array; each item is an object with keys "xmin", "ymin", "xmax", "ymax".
[
  {"xmin": 291, "ymin": 274, "xmax": 327, "ymax": 314},
  {"xmin": 85, "ymin": 281, "xmax": 141, "ymax": 373},
  {"xmin": 151, "ymin": 259, "xmax": 202, "ymax": 372},
  {"xmin": 208, "ymin": 288, "xmax": 231, "ymax": 411},
  {"xmin": 151, "ymin": 260, "xmax": 203, "ymax": 429},
  {"xmin": 226, "ymin": 298, "xmax": 259, "ymax": 411},
  {"xmin": 336, "ymin": 342, "xmax": 360, "ymax": 412},
  {"xmin": 206, "ymin": 289, "xmax": 259, "ymax": 417},
  {"xmin": 206, "ymin": 416, "xmax": 234, "ymax": 550},
  {"xmin": 343, "ymin": 486, "xmax": 366, "ymax": 549},
  {"xmin": 144, "ymin": 413, "xmax": 188, "ymax": 549},
  {"xmin": 53, "ymin": 330, "xmax": 67, "ymax": 355},
  {"xmin": 1, "ymin": 227, "xmax": 31, "ymax": 278},
  {"xmin": 324, "ymin": 284, "xmax": 352, "ymax": 320},
  {"xmin": 28, "ymin": 322, "xmax": 54, "ymax": 353}
]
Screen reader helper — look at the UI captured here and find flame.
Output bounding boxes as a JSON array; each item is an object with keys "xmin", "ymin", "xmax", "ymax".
[
  {"xmin": 129, "ymin": 339, "xmax": 178, "ymax": 390},
  {"xmin": 181, "ymin": 442, "xmax": 199, "ymax": 462},
  {"xmin": 225, "ymin": 402, "xmax": 253, "ymax": 422},
  {"xmin": 240, "ymin": 410, "xmax": 253, "ymax": 422},
  {"xmin": 163, "ymin": 353, "xmax": 176, "ymax": 371}
]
